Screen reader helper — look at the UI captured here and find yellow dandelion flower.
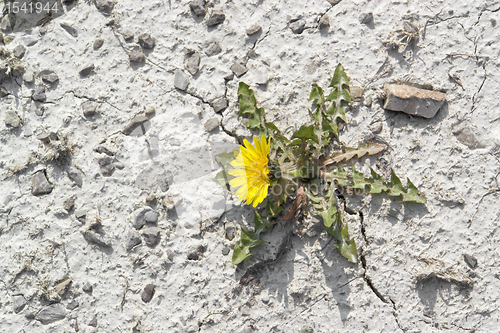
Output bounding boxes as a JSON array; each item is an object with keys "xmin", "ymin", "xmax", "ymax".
[{"xmin": 228, "ymin": 135, "xmax": 272, "ymax": 207}]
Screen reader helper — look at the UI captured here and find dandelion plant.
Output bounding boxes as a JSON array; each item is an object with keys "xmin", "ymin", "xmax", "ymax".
[{"xmin": 215, "ymin": 63, "xmax": 426, "ymax": 265}]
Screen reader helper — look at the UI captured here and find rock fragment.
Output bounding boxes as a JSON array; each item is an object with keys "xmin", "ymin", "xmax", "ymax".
[
  {"xmin": 22, "ymin": 35, "xmax": 38, "ymax": 47},
  {"xmin": 453, "ymin": 124, "xmax": 485, "ymax": 150},
  {"xmin": 0, "ymin": 87, "xmax": 8, "ymax": 97},
  {"xmin": 96, "ymin": 0, "xmax": 114, "ymax": 13},
  {"xmin": 187, "ymin": 245, "xmax": 206, "ymax": 260},
  {"xmin": 83, "ymin": 230, "xmax": 112, "ymax": 247},
  {"xmin": 185, "ymin": 53, "xmax": 201, "ymax": 75},
  {"xmin": 60, "ymin": 23, "xmax": 78, "ymax": 37},
  {"xmin": 205, "ymin": 42, "xmax": 222, "ymax": 56},
  {"xmin": 32, "ymin": 85, "xmax": 46, "ymax": 102},
  {"xmin": 211, "ymin": 96, "xmax": 228, "ymax": 113},
  {"xmin": 31, "ymin": 170, "xmax": 53, "ymax": 196},
  {"xmin": 174, "ymin": 70, "xmax": 189, "ymax": 91},
  {"xmin": 123, "ymin": 31, "xmax": 134, "ymax": 42},
  {"xmin": 246, "ymin": 24, "xmax": 262, "ymax": 36},
  {"xmin": 254, "ymin": 68, "xmax": 268, "ymax": 85},
  {"xmin": 82, "ymin": 282, "xmax": 93, "ymax": 293},
  {"xmin": 79, "ymin": 64, "xmax": 95, "ymax": 77},
  {"xmin": 129, "ymin": 51, "xmax": 145, "ymax": 63},
  {"xmin": 290, "ymin": 19, "xmax": 306, "ymax": 34},
  {"xmin": 1, "ymin": 14, "xmax": 16, "ymax": 32},
  {"xmin": 141, "ymin": 227, "xmax": 160, "ymax": 247},
  {"xmin": 144, "ymin": 211, "xmax": 158, "ymax": 224},
  {"xmin": 190, "ymin": 0, "xmax": 206, "ymax": 16},
  {"xmin": 4, "ymin": 110, "xmax": 21, "ymax": 128},
  {"xmin": 230, "ymin": 62, "xmax": 247, "ymax": 77},
  {"xmin": 98, "ymin": 156, "xmax": 115, "ymax": 176},
  {"xmin": 93, "ymin": 38, "xmax": 104, "ymax": 49},
  {"xmin": 319, "ymin": 15, "xmax": 330, "ymax": 29},
  {"xmin": 464, "ymin": 254, "xmax": 478, "ymax": 269},
  {"xmin": 383, "ymin": 84, "xmax": 446, "ymax": 118},
  {"xmin": 13, "ymin": 45, "xmax": 26, "ymax": 59},
  {"xmin": 369, "ymin": 121, "xmax": 383, "ymax": 134},
  {"xmin": 13, "ymin": 295, "xmax": 27, "ymax": 313},
  {"xmin": 82, "ymin": 101, "xmax": 98, "ymax": 117},
  {"xmin": 359, "ymin": 12, "xmax": 374, "ymax": 25},
  {"xmin": 204, "ymin": 118, "xmax": 219, "ymax": 132},
  {"xmin": 54, "ymin": 277, "xmax": 72, "ymax": 296},
  {"xmin": 138, "ymin": 33, "xmax": 155, "ymax": 49},
  {"xmin": 88, "ymin": 314, "xmax": 97, "ymax": 327},
  {"xmin": 66, "ymin": 300, "xmax": 79, "ymax": 310},
  {"xmin": 207, "ymin": 11, "xmax": 225, "ymax": 27},
  {"xmin": 132, "ymin": 207, "xmax": 153, "ymax": 230},
  {"xmin": 41, "ymin": 73, "xmax": 59, "ymax": 84},
  {"xmin": 141, "ymin": 284, "xmax": 155, "ymax": 303},
  {"xmin": 126, "ymin": 229, "xmax": 142, "ymax": 251},
  {"xmin": 23, "ymin": 70, "xmax": 35, "ymax": 84},
  {"xmin": 35, "ymin": 304, "xmax": 66, "ymax": 325},
  {"xmin": 122, "ymin": 115, "xmax": 149, "ymax": 135}
]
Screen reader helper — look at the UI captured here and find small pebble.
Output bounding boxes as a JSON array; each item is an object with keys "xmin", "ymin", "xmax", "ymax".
[
  {"xmin": 79, "ymin": 64, "xmax": 95, "ymax": 77},
  {"xmin": 54, "ymin": 277, "xmax": 72, "ymax": 296},
  {"xmin": 66, "ymin": 300, "xmax": 79, "ymax": 310},
  {"xmin": 83, "ymin": 230, "xmax": 112, "ymax": 247},
  {"xmin": 187, "ymin": 245, "xmax": 206, "ymax": 260},
  {"xmin": 41, "ymin": 73, "xmax": 59, "ymax": 84},
  {"xmin": 129, "ymin": 51, "xmax": 146, "ymax": 63},
  {"xmin": 88, "ymin": 314, "xmax": 97, "ymax": 327},
  {"xmin": 32, "ymin": 85, "xmax": 46, "ymax": 102},
  {"xmin": 81, "ymin": 101, "xmax": 98, "ymax": 117},
  {"xmin": 144, "ymin": 211, "xmax": 158, "ymax": 224},
  {"xmin": 63, "ymin": 197, "xmax": 75, "ymax": 212},
  {"xmin": 207, "ymin": 11, "xmax": 225, "ymax": 27},
  {"xmin": 225, "ymin": 225, "xmax": 235, "ymax": 241},
  {"xmin": 185, "ymin": 53, "xmax": 201, "ymax": 75},
  {"xmin": 22, "ymin": 35, "xmax": 38, "ymax": 47},
  {"xmin": 4, "ymin": 110, "xmax": 21, "ymax": 128},
  {"xmin": 98, "ymin": 156, "xmax": 115, "ymax": 176},
  {"xmin": 35, "ymin": 304, "xmax": 66, "ymax": 325},
  {"xmin": 369, "ymin": 121, "xmax": 383, "ymax": 134},
  {"xmin": 13, "ymin": 45, "xmax": 26, "ymax": 59},
  {"xmin": 141, "ymin": 227, "xmax": 160, "ymax": 247},
  {"xmin": 37, "ymin": 133, "xmax": 51, "ymax": 144},
  {"xmin": 359, "ymin": 12, "xmax": 374, "ymax": 25},
  {"xmin": 254, "ymin": 68, "xmax": 268, "ymax": 85},
  {"xmin": 204, "ymin": 118, "xmax": 219, "ymax": 132},
  {"xmin": 141, "ymin": 284, "xmax": 155, "ymax": 303},
  {"xmin": 174, "ymin": 70, "xmax": 189, "ymax": 91},
  {"xmin": 319, "ymin": 15, "xmax": 330, "ymax": 29},
  {"xmin": 96, "ymin": 0, "xmax": 114, "ymax": 13},
  {"xmin": 132, "ymin": 207, "xmax": 152, "ymax": 230},
  {"xmin": 138, "ymin": 33, "xmax": 155, "ymax": 49},
  {"xmin": 126, "ymin": 229, "xmax": 142, "ymax": 251},
  {"xmin": 60, "ymin": 23, "xmax": 78, "ymax": 37},
  {"xmin": 94, "ymin": 145, "xmax": 114, "ymax": 156},
  {"xmin": 230, "ymin": 62, "xmax": 247, "ymax": 77},
  {"xmin": 3, "ymin": 35, "xmax": 15, "ymax": 45},
  {"xmin": 205, "ymin": 42, "xmax": 222, "ymax": 56},
  {"xmin": 122, "ymin": 115, "xmax": 149, "ymax": 135},
  {"xmin": 82, "ymin": 282, "xmax": 93, "ymax": 293},
  {"xmin": 1, "ymin": 14, "xmax": 16, "ymax": 33},
  {"xmin": 464, "ymin": 254, "xmax": 478, "ymax": 269},
  {"xmin": 0, "ymin": 87, "xmax": 8, "ymax": 97},
  {"xmin": 123, "ymin": 31, "xmax": 134, "ymax": 42},
  {"xmin": 75, "ymin": 209, "xmax": 86, "ymax": 220},
  {"xmin": 222, "ymin": 246, "xmax": 230, "ymax": 256},
  {"xmin": 211, "ymin": 96, "xmax": 228, "ymax": 113},
  {"xmin": 144, "ymin": 106, "xmax": 155, "ymax": 115},
  {"xmin": 290, "ymin": 19, "xmax": 306, "ymax": 34},
  {"xmin": 13, "ymin": 295, "xmax": 27, "ymax": 313},
  {"xmin": 31, "ymin": 170, "xmax": 53, "ymax": 196},
  {"xmin": 246, "ymin": 24, "xmax": 262, "ymax": 36},
  {"xmin": 93, "ymin": 38, "xmax": 104, "ymax": 50},
  {"xmin": 23, "ymin": 70, "xmax": 35, "ymax": 84},
  {"xmin": 190, "ymin": 0, "xmax": 206, "ymax": 16}
]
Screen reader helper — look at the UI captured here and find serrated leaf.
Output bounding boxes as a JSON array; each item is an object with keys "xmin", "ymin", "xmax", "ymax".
[
  {"xmin": 309, "ymin": 83, "xmax": 326, "ymax": 108},
  {"xmin": 368, "ymin": 168, "xmax": 387, "ymax": 194},
  {"xmin": 325, "ymin": 64, "xmax": 351, "ymax": 136},
  {"xmin": 248, "ymin": 107, "xmax": 265, "ymax": 129},
  {"xmin": 266, "ymin": 200, "xmax": 284, "ymax": 218},
  {"xmin": 238, "ymin": 82, "xmax": 258, "ymax": 116},
  {"xmin": 387, "ymin": 170, "xmax": 405, "ymax": 197},
  {"xmin": 292, "ymin": 125, "xmax": 319, "ymax": 144},
  {"xmin": 402, "ymin": 178, "xmax": 427, "ymax": 203},
  {"xmin": 323, "ymin": 141, "xmax": 386, "ymax": 166},
  {"xmin": 334, "ymin": 227, "xmax": 358, "ymax": 263}
]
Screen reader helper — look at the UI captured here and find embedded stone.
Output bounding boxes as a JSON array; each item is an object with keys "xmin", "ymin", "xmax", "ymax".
[
  {"xmin": 204, "ymin": 118, "xmax": 219, "ymax": 132},
  {"xmin": 185, "ymin": 53, "xmax": 200, "ymax": 75},
  {"xmin": 205, "ymin": 42, "xmax": 222, "ymax": 56},
  {"xmin": 79, "ymin": 64, "xmax": 95, "ymax": 77},
  {"xmin": 13, "ymin": 45, "xmax": 26, "ymax": 59},
  {"xmin": 174, "ymin": 70, "xmax": 189, "ymax": 91},
  {"xmin": 93, "ymin": 38, "xmax": 104, "ymax": 49},
  {"xmin": 32, "ymin": 85, "xmax": 46, "ymax": 102},
  {"xmin": 60, "ymin": 23, "xmax": 78, "ymax": 37},
  {"xmin": 4, "ymin": 110, "xmax": 21, "ymax": 128},
  {"xmin": 290, "ymin": 19, "xmax": 305, "ymax": 34},
  {"xmin": 211, "ymin": 96, "xmax": 228, "ymax": 113},
  {"xmin": 207, "ymin": 11, "xmax": 225, "ymax": 27},
  {"xmin": 190, "ymin": 0, "xmax": 206, "ymax": 16},
  {"xmin": 141, "ymin": 284, "xmax": 155, "ymax": 303},
  {"xmin": 35, "ymin": 304, "xmax": 66, "ymax": 324},
  {"xmin": 319, "ymin": 15, "xmax": 330, "ymax": 29},
  {"xmin": 129, "ymin": 51, "xmax": 145, "ymax": 63},
  {"xmin": 96, "ymin": 0, "xmax": 114, "ymax": 13},
  {"xmin": 383, "ymin": 84, "xmax": 446, "ymax": 118},
  {"xmin": 31, "ymin": 170, "xmax": 52, "ymax": 195},
  {"xmin": 230, "ymin": 62, "xmax": 247, "ymax": 77},
  {"xmin": 126, "ymin": 229, "xmax": 142, "ymax": 251},
  {"xmin": 122, "ymin": 115, "xmax": 149, "ymax": 135},
  {"xmin": 246, "ymin": 24, "xmax": 262, "ymax": 36},
  {"xmin": 141, "ymin": 227, "xmax": 160, "ymax": 247},
  {"xmin": 138, "ymin": 33, "xmax": 155, "ymax": 49}
]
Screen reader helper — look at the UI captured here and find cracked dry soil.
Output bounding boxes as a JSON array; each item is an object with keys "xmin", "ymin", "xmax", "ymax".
[{"xmin": 1, "ymin": 0, "xmax": 500, "ymax": 332}]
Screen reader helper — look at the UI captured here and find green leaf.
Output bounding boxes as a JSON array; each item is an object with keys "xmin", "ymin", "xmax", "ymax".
[
  {"xmin": 309, "ymin": 83, "xmax": 326, "ymax": 108},
  {"xmin": 238, "ymin": 82, "xmax": 266, "ymax": 130},
  {"xmin": 335, "ymin": 226, "xmax": 358, "ymax": 263},
  {"xmin": 291, "ymin": 125, "xmax": 319, "ymax": 144},
  {"xmin": 323, "ymin": 141, "xmax": 386, "ymax": 166},
  {"xmin": 325, "ymin": 63, "xmax": 351, "ymax": 136},
  {"xmin": 387, "ymin": 170, "xmax": 404, "ymax": 197},
  {"xmin": 266, "ymin": 200, "xmax": 284, "ymax": 218},
  {"xmin": 368, "ymin": 168, "xmax": 387, "ymax": 194}
]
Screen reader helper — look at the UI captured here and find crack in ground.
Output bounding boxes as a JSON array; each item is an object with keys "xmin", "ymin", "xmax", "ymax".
[{"xmin": 359, "ymin": 209, "xmax": 406, "ymax": 332}]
